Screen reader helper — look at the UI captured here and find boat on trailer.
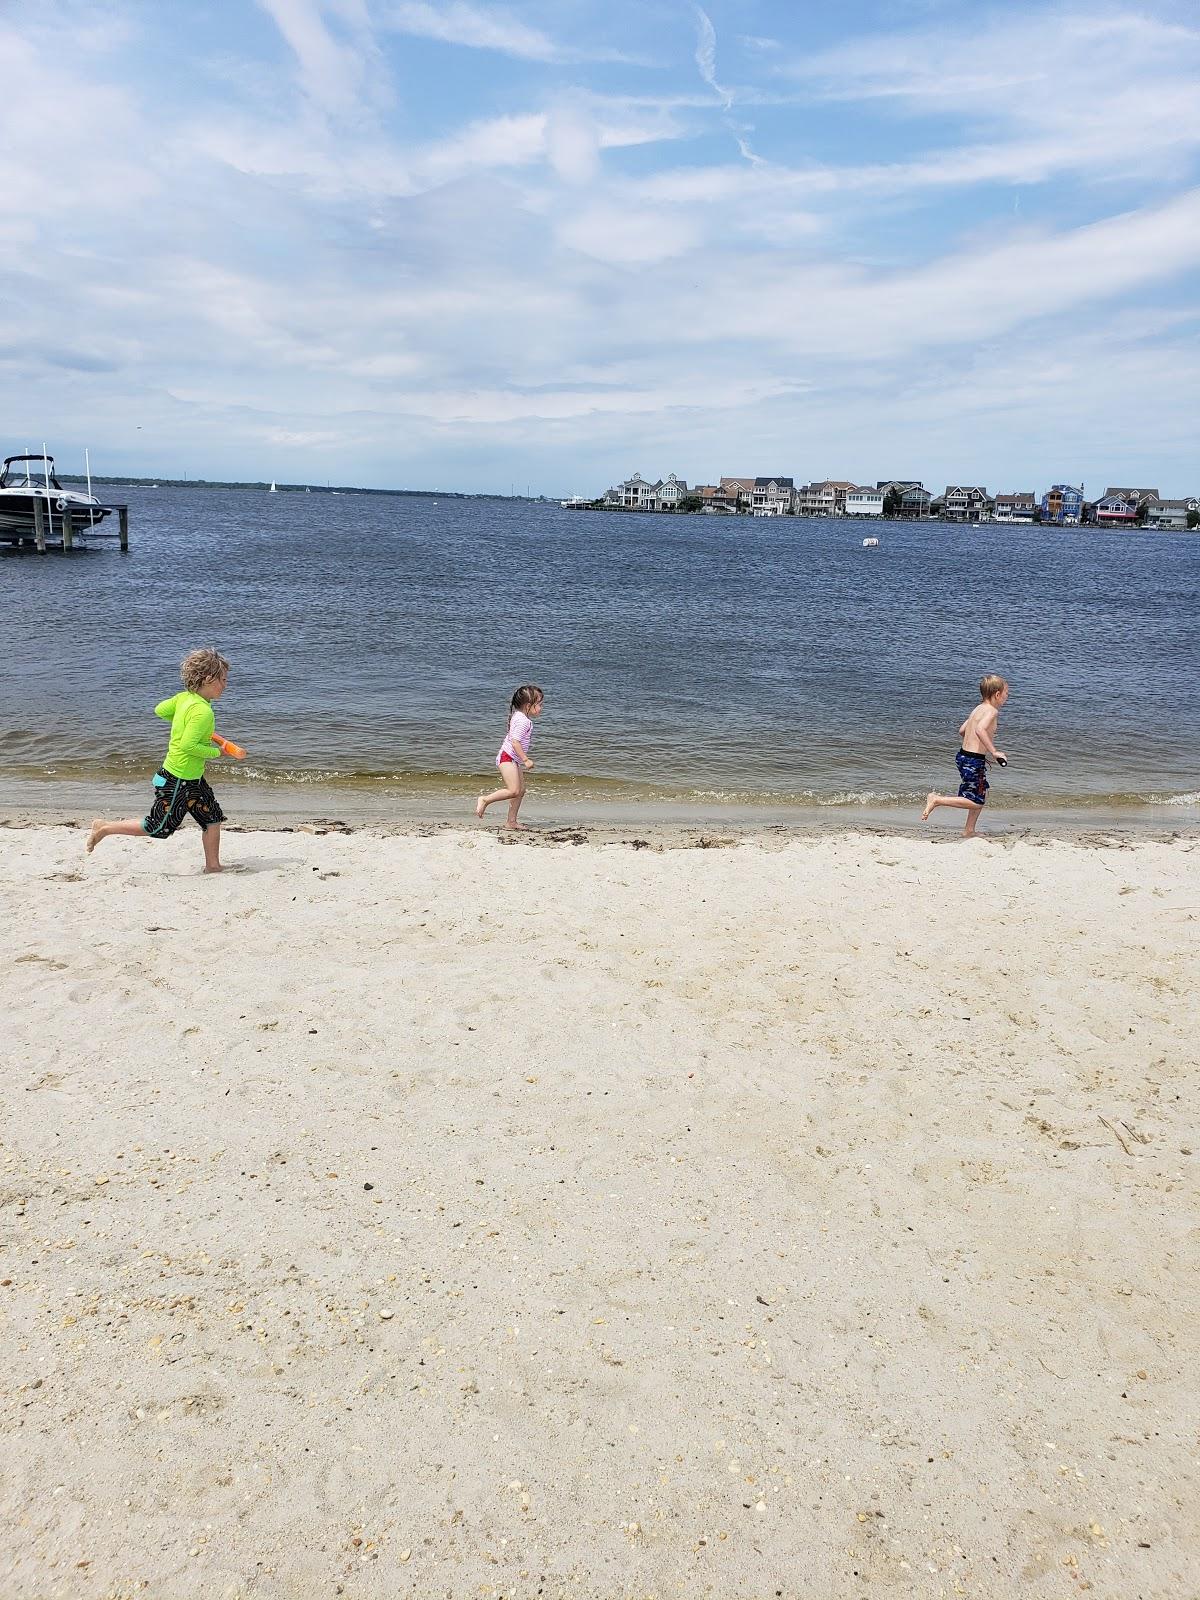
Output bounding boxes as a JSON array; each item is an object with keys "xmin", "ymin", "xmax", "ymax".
[{"xmin": 0, "ymin": 453, "xmax": 112, "ymax": 543}]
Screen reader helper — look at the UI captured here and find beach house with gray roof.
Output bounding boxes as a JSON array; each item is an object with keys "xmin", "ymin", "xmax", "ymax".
[
  {"xmin": 879, "ymin": 482, "xmax": 933, "ymax": 518},
  {"xmin": 993, "ymin": 492, "xmax": 1036, "ymax": 523},
  {"xmin": 752, "ymin": 477, "xmax": 795, "ymax": 515},
  {"xmin": 846, "ymin": 486, "xmax": 884, "ymax": 516},
  {"xmin": 1092, "ymin": 487, "xmax": 1157, "ymax": 527},
  {"xmin": 941, "ymin": 486, "xmax": 989, "ymax": 522},
  {"xmin": 1142, "ymin": 497, "xmax": 1197, "ymax": 531}
]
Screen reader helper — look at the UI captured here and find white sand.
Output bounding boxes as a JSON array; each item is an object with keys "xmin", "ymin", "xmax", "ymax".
[{"xmin": 2, "ymin": 823, "xmax": 1198, "ymax": 1599}]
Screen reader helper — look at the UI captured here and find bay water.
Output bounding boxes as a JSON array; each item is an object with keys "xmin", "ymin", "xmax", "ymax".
[{"xmin": 3, "ymin": 487, "xmax": 1197, "ymax": 825}]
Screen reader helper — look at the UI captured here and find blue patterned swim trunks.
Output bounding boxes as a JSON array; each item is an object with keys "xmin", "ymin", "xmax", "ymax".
[{"xmin": 955, "ymin": 749, "xmax": 989, "ymax": 806}]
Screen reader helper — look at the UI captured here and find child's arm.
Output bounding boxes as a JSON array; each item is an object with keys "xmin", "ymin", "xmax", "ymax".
[
  {"xmin": 509, "ymin": 716, "xmax": 534, "ymax": 767},
  {"xmin": 976, "ymin": 708, "xmax": 1006, "ymax": 761},
  {"xmin": 177, "ymin": 701, "xmax": 222, "ymax": 762},
  {"xmin": 154, "ymin": 694, "xmax": 180, "ymax": 721}
]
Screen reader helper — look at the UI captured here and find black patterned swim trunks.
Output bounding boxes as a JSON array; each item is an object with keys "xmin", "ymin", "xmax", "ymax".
[
  {"xmin": 955, "ymin": 749, "xmax": 989, "ymax": 807},
  {"xmin": 142, "ymin": 768, "xmax": 226, "ymax": 838}
]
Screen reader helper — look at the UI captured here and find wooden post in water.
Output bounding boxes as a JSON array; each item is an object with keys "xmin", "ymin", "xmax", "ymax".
[
  {"xmin": 62, "ymin": 507, "xmax": 74, "ymax": 550},
  {"xmin": 118, "ymin": 507, "xmax": 129, "ymax": 552},
  {"xmin": 33, "ymin": 498, "xmax": 46, "ymax": 553}
]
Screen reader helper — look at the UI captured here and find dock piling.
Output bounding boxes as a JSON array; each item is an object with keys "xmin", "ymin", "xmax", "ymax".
[
  {"xmin": 62, "ymin": 507, "xmax": 74, "ymax": 551},
  {"xmin": 118, "ymin": 507, "xmax": 129, "ymax": 552},
  {"xmin": 33, "ymin": 498, "xmax": 46, "ymax": 553}
]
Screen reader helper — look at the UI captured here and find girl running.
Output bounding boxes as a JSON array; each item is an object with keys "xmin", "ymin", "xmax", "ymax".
[{"xmin": 475, "ymin": 684, "xmax": 544, "ymax": 830}]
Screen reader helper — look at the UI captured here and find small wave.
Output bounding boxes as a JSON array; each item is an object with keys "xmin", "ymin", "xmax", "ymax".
[
  {"xmin": 815, "ymin": 790, "xmax": 911, "ymax": 808},
  {"xmin": 3, "ymin": 759, "xmax": 1199, "ymax": 815},
  {"xmin": 682, "ymin": 787, "xmax": 913, "ymax": 807}
]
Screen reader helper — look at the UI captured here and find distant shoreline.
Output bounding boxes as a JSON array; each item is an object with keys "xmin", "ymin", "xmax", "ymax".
[{"xmin": 56, "ymin": 476, "xmax": 547, "ymax": 501}]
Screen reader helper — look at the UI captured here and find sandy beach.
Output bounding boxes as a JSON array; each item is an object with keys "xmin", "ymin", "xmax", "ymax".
[{"xmin": 2, "ymin": 821, "xmax": 1197, "ymax": 1599}]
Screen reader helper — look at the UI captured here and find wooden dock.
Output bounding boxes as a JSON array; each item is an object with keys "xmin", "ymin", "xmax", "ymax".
[{"xmin": 23, "ymin": 499, "xmax": 129, "ymax": 553}]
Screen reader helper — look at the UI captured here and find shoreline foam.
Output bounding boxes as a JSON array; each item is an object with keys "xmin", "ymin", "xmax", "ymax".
[{"xmin": 2, "ymin": 775, "xmax": 1197, "ymax": 839}]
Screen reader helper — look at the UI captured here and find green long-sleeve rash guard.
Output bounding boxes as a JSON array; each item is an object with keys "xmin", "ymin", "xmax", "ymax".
[{"xmin": 155, "ymin": 692, "xmax": 222, "ymax": 780}]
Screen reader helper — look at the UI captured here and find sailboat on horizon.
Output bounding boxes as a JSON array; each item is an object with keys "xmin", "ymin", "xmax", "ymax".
[{"xmin": 268, "ymin": 479, "xmax": 277, "ymax": 493}]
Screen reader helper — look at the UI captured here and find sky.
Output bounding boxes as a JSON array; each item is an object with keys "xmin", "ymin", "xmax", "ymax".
[{"xmin": 3, "ymin": 0, "xmax": 1199, "ymax": 495}]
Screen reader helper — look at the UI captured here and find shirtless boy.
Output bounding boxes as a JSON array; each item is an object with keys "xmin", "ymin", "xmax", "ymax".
[{"xmin": 921, "ymin": 674, "xmax": 1009, "ymax": 838}]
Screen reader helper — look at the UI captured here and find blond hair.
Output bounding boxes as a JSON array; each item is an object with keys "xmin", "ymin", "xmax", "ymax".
[
  {"xmin": 181, "ymin": 648, "xmax": 230, "ymax": 693},
  {"xmin": 979, "ymin": 673, "xmax": 1007, "ymax": 701}
]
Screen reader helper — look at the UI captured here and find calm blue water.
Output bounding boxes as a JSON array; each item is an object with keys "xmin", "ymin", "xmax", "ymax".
[{"xmin": 3, "ymin": 487, "xmax": 1197, "ymax": 813}]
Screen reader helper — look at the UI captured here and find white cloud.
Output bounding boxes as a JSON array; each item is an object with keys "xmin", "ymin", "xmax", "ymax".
[
  {"xmin": 4, "ymin": 0, "xmax": 1200, "ymax": 495},
  {"xmin": 416, "ymin": 113, "xmax": 547, "ymax": 179},
  {"xmin": 792, "ymin": 7, "xmax": 1200, "ymax": 190},
  {"xmin": 256, "ymin": 0, "xmax": 385, "ymax": 114},
  {"xmin": 694, "ymin": 7, "xmax": 732, "ymax": 109},
  {"xmin": 545, "ymin": 102, "xmax": 601, "ymax": 185},
  {"xmin": 385, "ymin": 0, "xmax": 568, "ymax": 61},
  {"xmin": 662, "ymin": 188, "xmax": 1200, "ymax": 360},
  {"xmin": 557, "ymin": 203, "xmax": 701, "ymax": 266}
]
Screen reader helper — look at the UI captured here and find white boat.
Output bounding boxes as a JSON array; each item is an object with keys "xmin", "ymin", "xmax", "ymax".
[
  {"xmin": 268, "ymin": 480, "xmax": 277, "ymax": 493},
  {"xmin": 862, "ymin": 536, "xmax": 880, "ymax": 548},
  {"xmin": 0, "ymin": 453, "xmax": 111, "ymax": 543},
  {"xmin": 560, "ymin": 495, "xmax": 593, "ymax": 509}
]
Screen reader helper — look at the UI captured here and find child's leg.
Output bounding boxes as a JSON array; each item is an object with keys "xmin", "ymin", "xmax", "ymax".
[
  {"xmin": 477, "ymin": 764, "xmax": 520, "ymax": 818},
  {"xmin": 201, "ymin": 822, "xmax": 223, "ymax": 873},
  {"xmin": 86, "ymin": 818, "xmax": 148, "ymax": 852},
  {"xmin": 506, "ymin": 773, "xmax": 527, "ymax": 829},
  {"xmin": 921, "ymin": 794, "xmax": 983, "ymax": 834}
]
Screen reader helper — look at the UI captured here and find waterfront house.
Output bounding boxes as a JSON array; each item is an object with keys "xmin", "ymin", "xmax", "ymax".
[
  {"xmin": 1092, "ymin": 491, "xmax": 1137, "ymax": 526},
  {"xmin": 795, "ymin": 482, "xmax": 836, "ymax": 516},
  {"xmin": 708, "ymin": 482, "xmax": 742, "ymax": 513},
  {"xmin": 942, "ymin": 486, "xmax": 989, "ymax": 522},
  {"xmin": 613, "ymin": 472, "xmax": 657, "ymax": 510},
  {"xmin": 1039, "ymin": 484, "xmax": 1085, "ymax": 525},
  {"xmin": 720, "ymin": 476, "xmax": 756, "ymax": 512},
  {"xmin": 993, "ymin": 492, "xmax": 1036, "ymax": 524},
  {"xmin": 845, "ymin": 486, "xmax": 884, "ymax": 516},
  {"xmin": 803, "ymin": 479, "xmax": 857, "ymax": 515},
  {"xmin": 1092, "ymin": 486, "xmax": 1158, "ymax": 527},
  {"xmin": 752, "ymin": 477, "xmax": 795, "ymax": 515},
  {"xmin": 654, "ymin": 473, "xmax": 688, "ymax": 511},
  {"xmin": 1142, "ymin": 496, "xmax": 1197, "ymax": 531},
  {"xmin": 1091, "ymin": 486, "xmax": 1158, "ymax": 527},
  {"xmin": 876, "ymin": 482, "xmax": 932, "ymax": 518},
  {"xmin": 693, "ymin": 484, "xmax": 734, "ymax": 514},
  {"xmin": 877, "ymin": 480, "xmax": 924, "ymax": 515}
]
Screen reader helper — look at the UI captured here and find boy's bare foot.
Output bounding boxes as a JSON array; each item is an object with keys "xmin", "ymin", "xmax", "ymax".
[
  {"xmin": 475, "ymin": 797, "xmax": 487, "ymax": 818},
  {"xmin": 204, "ymin": 863, "xmax": 224, "ymax": 874},
  {"xmin": 921, "ymin": 793, "xmax": 936, "ymax": 822},
  {"xmin": 504, "ymin": 821, "xmax": 526, "ymax": 831},
  {"xmin": 86, "ymin": 820, "xmax": 103, "ymax": 853}
]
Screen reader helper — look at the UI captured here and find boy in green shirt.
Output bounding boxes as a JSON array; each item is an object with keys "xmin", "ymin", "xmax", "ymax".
[{"xmin": 87, "ymin": 648, "xmax": 232, "ymax": 873}]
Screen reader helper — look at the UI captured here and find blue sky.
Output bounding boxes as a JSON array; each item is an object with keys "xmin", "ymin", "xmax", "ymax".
[{"xmin": 4, "ymin": 0, "xmax": 1200, "ymax": 493}]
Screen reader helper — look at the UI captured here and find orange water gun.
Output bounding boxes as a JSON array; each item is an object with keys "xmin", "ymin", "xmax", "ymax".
[{"xmin": 212, "ymin": 734, "xmax": 247, "ymax": 760}]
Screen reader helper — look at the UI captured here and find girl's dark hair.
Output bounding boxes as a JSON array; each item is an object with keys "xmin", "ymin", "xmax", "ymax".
[{"xmin": 510, "ymin": 684, "xmax": 544, "ymax": 716}]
